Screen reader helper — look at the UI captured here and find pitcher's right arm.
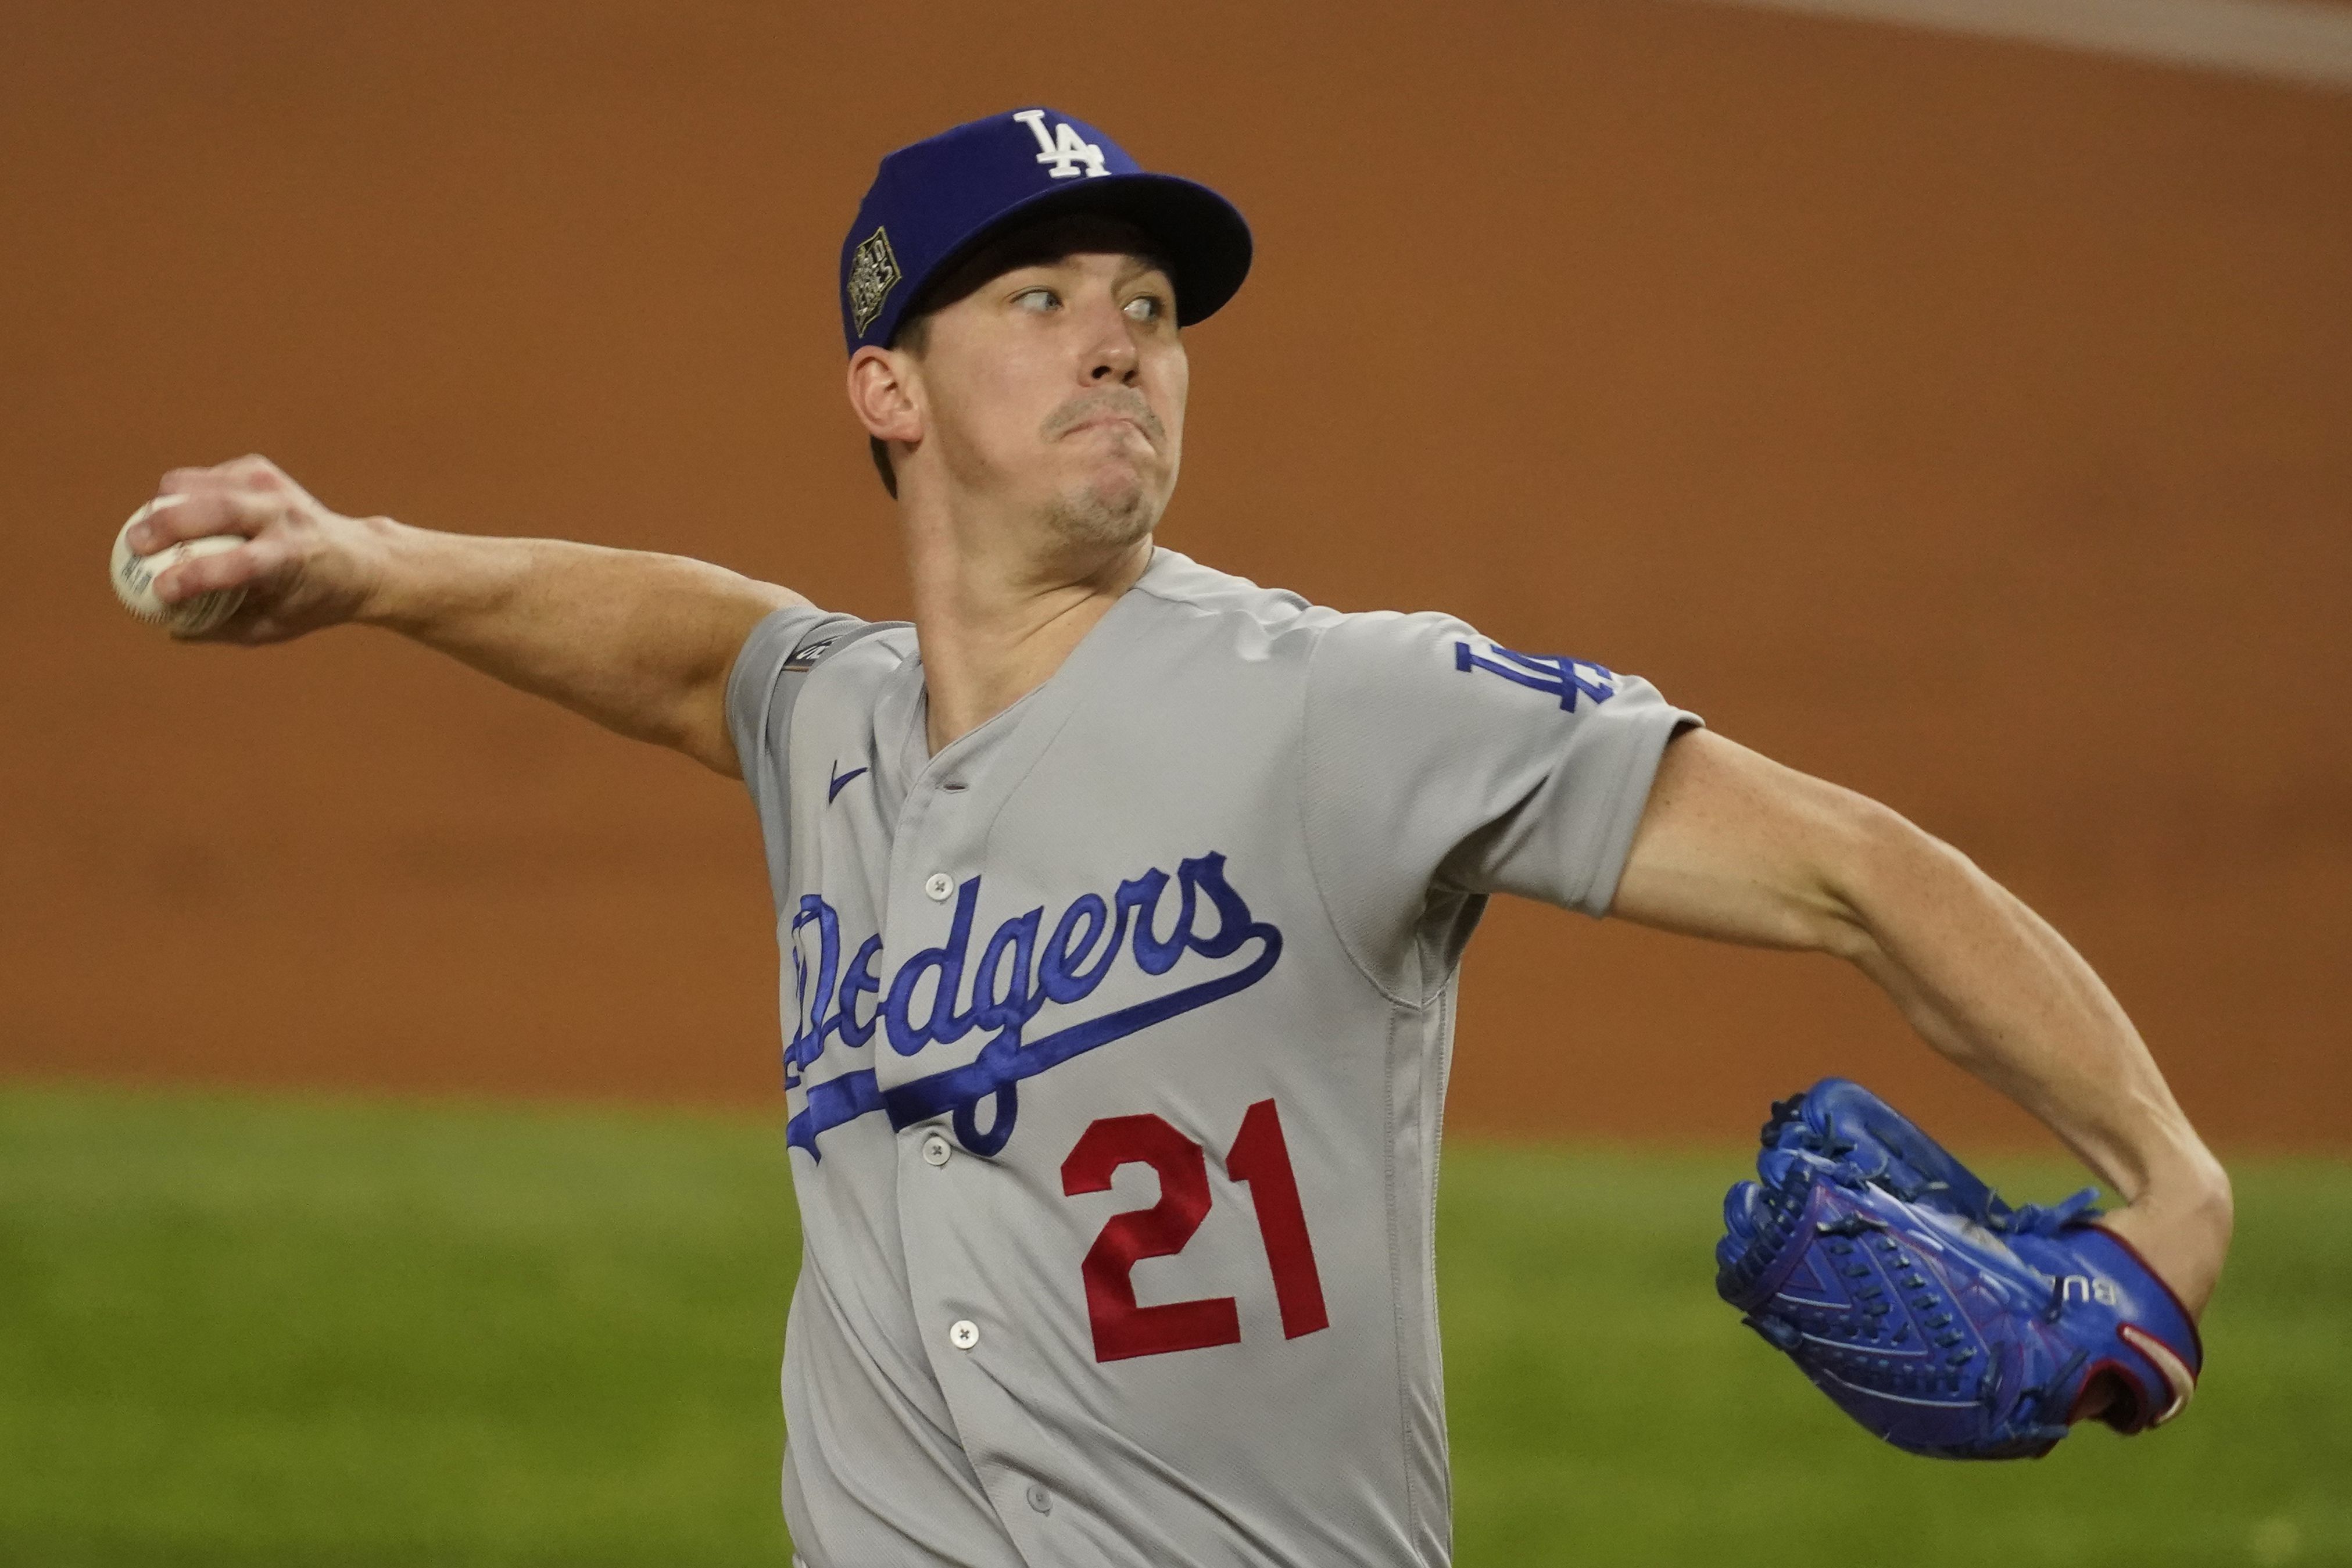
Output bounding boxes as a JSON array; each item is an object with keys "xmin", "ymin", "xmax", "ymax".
[{"xmin": 134, "ymin": 455, "xmax": 803, "ymax": 778}]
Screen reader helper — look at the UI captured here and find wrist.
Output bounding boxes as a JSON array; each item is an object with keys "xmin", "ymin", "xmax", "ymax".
[
  {"xmin": 2138, "ymin": 1141, "xmax": 2232, "ymax": 1218},
  {"xmin": 2107, "ymin": 1148, "xmax": 2232, "ymax": 1318},
  {"xmin": 350, "ymin": 514, "xmax": 428, "ymax": 631}
]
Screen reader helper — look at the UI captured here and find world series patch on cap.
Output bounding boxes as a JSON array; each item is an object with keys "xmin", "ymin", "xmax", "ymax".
[{"xmin": 839, "ymin": 108, "xmax": 1253, "ymax": 354}]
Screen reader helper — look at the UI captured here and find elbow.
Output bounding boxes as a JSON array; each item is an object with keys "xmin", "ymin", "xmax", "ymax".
[{"xmin": 1802, "ymin": 792, "xmax": 1952, "ymax": 965}]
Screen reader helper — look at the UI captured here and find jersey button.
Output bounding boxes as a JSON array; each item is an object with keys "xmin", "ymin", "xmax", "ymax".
[
  {"xmin": 948, "ymin": 1319, "xmax": 980, "ymax": 1351},
  {"xmin": 924, "ymin": 872, "xmax": 954, "ymax": 901},
  {"xmin": 1025, "ymin": 1482, "xmax": 1053, "ymax": 1515},
  {"xmin": 921, "ymin": 1132, "xmax": 953, "ymax": 1166}
]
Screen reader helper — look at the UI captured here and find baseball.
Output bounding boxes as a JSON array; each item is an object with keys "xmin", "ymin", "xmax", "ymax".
[{"xmin": 110, "ymin": 495, "xmax": 248, "ymax": 637}]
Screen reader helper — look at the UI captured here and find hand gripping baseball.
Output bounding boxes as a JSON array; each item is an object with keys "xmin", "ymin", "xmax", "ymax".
[
  {"xmin": 1716, "ymin": 1079, "xmax": 2203, "ymax": 1459},
  {"xmin": 120, "ymin": 456, "xmax": 384, "ymax": 643}
]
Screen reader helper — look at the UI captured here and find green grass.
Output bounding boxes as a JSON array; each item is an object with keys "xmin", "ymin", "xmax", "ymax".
[
  {"xmin": 0, "ymin": 1087, "xmax": 796, "ymax": 1567},
  {"xmin": 1, "ymin": 1085, "xmax": 2345, "ymax": 1567},
  {"xmin": 1441, "ymin": 1144, "xmax": 2352, "ymax": 1567}
]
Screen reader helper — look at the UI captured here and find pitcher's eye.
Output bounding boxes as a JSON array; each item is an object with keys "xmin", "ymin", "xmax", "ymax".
[
  {"xmin": 1013, "ymin": 287, "xmax": 1061, "ymax": 313},
  {"xmin": 1123, "ymin": 294, "xmax": 1166, "ymax": 323}
]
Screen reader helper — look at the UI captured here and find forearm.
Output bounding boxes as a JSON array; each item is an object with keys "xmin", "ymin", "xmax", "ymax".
[
  {"xmin": 1831, "ymin": 824, "xmax": 2224, "ymax": 1211},
  {"xmin": 356, "ymin": 518, "xmax": 804, "ymax": 774},
  {"xmin": 134, "ymin": 457, "xmax": 808, "ymax": 774},
  {"xmin": 1614, "ymin": 731, "xmax": 2231, "ymax": 1309}
]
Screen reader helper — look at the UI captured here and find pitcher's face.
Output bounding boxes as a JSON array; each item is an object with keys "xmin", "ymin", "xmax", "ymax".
[{"xmin": 874, "ymin": 219, "xmax": 1188, "ymax": 548}]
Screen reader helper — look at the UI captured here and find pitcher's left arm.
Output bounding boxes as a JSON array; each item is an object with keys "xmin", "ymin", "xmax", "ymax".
[{"xmin": 1609, "ymin": 728, "xmax": 2233, "ymax": 1315}]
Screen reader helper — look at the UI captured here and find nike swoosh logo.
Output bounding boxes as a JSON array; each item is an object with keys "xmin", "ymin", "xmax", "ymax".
[{"xmin": 827, "ymin": 763, "xmax": 869, "ymax": 804}]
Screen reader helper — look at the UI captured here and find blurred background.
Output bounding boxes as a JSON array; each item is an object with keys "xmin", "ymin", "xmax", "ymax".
[{"xmin": 3, "ymin": 1, "xmax": 2347, "ymax": 1563}]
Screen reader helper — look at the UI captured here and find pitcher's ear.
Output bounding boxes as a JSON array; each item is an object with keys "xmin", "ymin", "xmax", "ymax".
[{"xmin": 847, "ymin": 346, "xmax": 922, "ymax": 446}]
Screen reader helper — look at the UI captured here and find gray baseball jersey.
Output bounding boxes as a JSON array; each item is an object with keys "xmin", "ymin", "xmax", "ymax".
[{"xmin": 725, "ymin": 547, "xmax": 1699, "ymax": 1568}]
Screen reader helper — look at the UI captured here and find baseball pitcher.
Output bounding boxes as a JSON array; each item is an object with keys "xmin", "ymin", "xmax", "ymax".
[{"xmin": 124, "ymin": 109, "xmax": 2233, "ymax": 1565}]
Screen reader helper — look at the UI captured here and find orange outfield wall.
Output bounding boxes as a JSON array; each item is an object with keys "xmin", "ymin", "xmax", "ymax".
[{"xmin": 3, "ymin": 0, "xmax": 2347, "ymax": 1151}]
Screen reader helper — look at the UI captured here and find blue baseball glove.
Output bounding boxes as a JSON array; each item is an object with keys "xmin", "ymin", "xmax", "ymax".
[{"xmin": 1714, "ymin": 1078, "xmax": 2203, "ymax": 1459}]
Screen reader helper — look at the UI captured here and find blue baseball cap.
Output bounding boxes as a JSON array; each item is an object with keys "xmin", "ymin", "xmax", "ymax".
[{"xmin": 839, "ymin": 108, "xmax": 1252, "ymax": 355}]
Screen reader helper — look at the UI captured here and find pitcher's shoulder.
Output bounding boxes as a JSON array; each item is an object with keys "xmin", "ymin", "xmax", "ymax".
[
  {"xmin": 769, "ymin": 618, "xmax": 919, "ymax": 736},
  {"xmin": 794, "ymin": 619, "xmax": 916, "ymax": 680},
  {"xmin": 1127, "ymin": 548, "xmax": 1345, "ymax": 651}
]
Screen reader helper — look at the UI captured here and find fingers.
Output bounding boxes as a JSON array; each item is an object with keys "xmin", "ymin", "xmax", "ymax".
[
  {"xmin": 131, "ymin": 488, "xmax": 281, "ymax": 554},
  {"xmin": 135, "ymin": 456, "xmax": 302, "ymax": 552},
  {"xmin": 151, "ymin": 531, "xmax": 281, "ymax": 607},
  {"xmin": 157, "ymin": 453, "xmax": 291, "ymax": 497},
  {"xmin": 133, "ymin": 484, "xmax": 228, "ymax": 550}
]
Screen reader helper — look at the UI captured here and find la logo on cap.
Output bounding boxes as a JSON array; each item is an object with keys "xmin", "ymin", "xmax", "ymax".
[
  {"xmin": 1012, "ymin": 110, "xmax": 1108, "ymax": 179},
  {"xmin": 836, "ymin": 107, "xmax": 1252, "ymax": 352}
]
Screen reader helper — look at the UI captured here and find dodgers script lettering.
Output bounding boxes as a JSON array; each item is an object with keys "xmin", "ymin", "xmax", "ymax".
[{"xmin": 783, "ymin": 853, "xmax": 1284, "ymax": 1159}]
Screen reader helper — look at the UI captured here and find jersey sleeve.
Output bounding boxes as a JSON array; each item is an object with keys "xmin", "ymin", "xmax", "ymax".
[
  {"xmin": 726, "ymin": 603, "xmax": 870, "ymax": 890},
  {"xmin": 1301, "ymin": 611, "xmax": 1702, "ymax": 991}
]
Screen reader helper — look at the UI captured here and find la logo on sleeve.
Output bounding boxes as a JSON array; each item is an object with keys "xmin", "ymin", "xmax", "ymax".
[{"xmin": 1454, "ymin": 638, "xmax": 1617, "ymax": 712}]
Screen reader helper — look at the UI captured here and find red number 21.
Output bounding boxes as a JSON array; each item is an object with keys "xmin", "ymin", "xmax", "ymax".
[{"xmin": 1060, "ymin": 1098, "xmax": 1331, "ymax": 1363}]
